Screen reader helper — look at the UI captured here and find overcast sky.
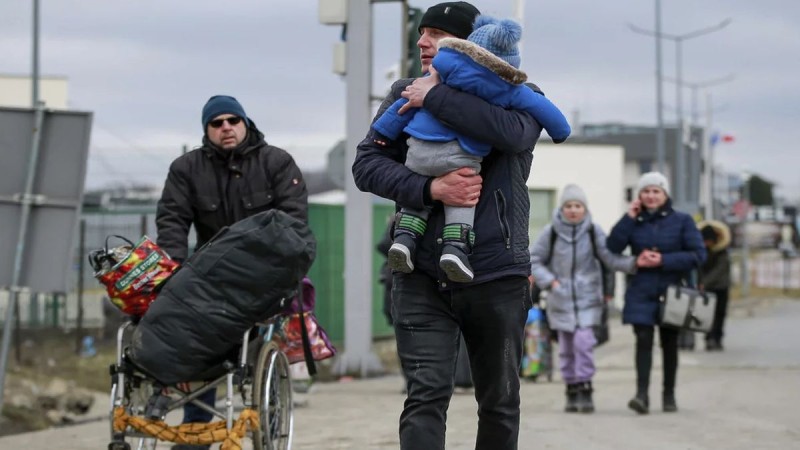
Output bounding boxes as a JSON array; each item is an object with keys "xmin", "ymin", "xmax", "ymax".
[{"xmin": 1, "ymin": 0, "xmax": 798, "ymax": 197}]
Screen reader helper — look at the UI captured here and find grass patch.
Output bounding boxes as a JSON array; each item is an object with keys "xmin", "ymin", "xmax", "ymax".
[{"xmin": 6, "ymin": 329, "xmax": 116, "ymax": 393}]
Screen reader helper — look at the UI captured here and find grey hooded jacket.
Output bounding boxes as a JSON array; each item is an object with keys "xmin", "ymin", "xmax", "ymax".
[{"xmin": 530, "ymin": 210, "xmax": 636, "ymax": 332}]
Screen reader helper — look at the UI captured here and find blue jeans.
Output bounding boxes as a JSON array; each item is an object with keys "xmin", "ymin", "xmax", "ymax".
[
  {"xmin": 392, "ymin": 272, "xmax": 531, "ymax": 450},
  {"xmin": 182, "ymin": 388, "xmax": 216, "ymax": 424}
]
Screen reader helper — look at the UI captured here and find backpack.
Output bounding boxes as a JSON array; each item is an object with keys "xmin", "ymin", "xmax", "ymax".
[
  {"xmin": 530, "ymin": 223, "xmax": 612, "ymax": 346},
  {"xmin": 531, "ymin": 224, "xmax": 606, "ymax": 300}
]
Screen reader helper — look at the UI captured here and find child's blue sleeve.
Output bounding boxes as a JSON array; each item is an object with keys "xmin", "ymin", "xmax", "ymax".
[
  {"xmin": 372, "ymin": 98, "xmax": 417, "ymax": 140},
  {"xmin": 512, "ymin": 87, "xmax": 571, "ymax": 143}
]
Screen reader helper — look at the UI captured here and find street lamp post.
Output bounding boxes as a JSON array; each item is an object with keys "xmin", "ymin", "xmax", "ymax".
[
  {"xmin": 513, "ymin": 0, "xmax": 525, "ymax": 53},
  {"xmin": 664, "ymin": 74, "xmax": 736, "ymax": 126},
  {"xmin": 630, "ymin": 16, "xmax": 731, "ymax": 210},
  {"xmin": 628, "ymin": 0, "xmax": 666, "ymax": 174},
  {"xmin": 664, "ymin": 74, "xmax": 735, "ymax": 219},
  {"xmin": 677, "ymin": 74, "xmax": 735, "ymax": 125},
  {"xmin": 0, "ymin": 0, "xmax": 43, "ymax": 416},
  {"xmin": 741, "ymin": 174, "xmax": 751, "ymax": 299},
  {"xmin": 655, "ymin": 0, "xmax": 665, "ymax": 174},
  {"xmin": 628, "ymin": 0, "xmax": 666, "ymax": 173},
  {"xmin": 705, "ymin": 91, "xmax": 717, "ymax": 220},
  {"xmin": 32, "ymin": 0, "xmax": 40, "ymax": 107},
  {"xmin": 342, "ymin": 0, "xmax": 383, "ymax": 377}
]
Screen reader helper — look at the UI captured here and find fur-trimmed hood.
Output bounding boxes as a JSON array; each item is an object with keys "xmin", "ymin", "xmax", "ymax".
[
  {"xmin": 697, "ymin": 219, "xmax": 732, "ymax": 252},
  {"xmin": 370, "ymin": 35, "xmax": 571, "ymax": 157},
  {"xmin": 438, "ymin": 37, "xmax": 527, "ymax": 85},
  {"xmin": 552, "ymin": 207, "xmax": 594, "ymax": 243}
]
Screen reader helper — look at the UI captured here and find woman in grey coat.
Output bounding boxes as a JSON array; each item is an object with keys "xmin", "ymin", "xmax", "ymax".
[{"xmin": 530, "ymin": 184, "xmax": 637, "ymax": 413}]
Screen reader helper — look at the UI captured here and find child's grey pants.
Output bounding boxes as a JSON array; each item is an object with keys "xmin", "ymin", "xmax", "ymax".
[{"xmin": 402, "ymin": 137, "xmax": 482, "ymax": 227}]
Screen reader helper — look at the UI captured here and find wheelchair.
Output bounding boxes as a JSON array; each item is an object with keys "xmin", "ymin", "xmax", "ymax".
[{"xmin": 108, "ymin": 318, "xmax": 293, "ymax": 450}]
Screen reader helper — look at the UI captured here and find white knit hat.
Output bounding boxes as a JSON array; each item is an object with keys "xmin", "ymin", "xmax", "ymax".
[
  {"xmin": 560, "ymin": 183, "xmax": 588, "ymax": 207},
  {"xmin": 637, "ymin": 172, "xmax": 670, "ymax": 197}
]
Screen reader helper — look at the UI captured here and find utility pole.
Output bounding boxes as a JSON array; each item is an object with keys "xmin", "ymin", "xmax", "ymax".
[
  {"xmin": 655, "ymin": 0, "xmax": 667, "ymax": 173},
  {"xmin": 630, "ymin": 11, "xmax": 730, "ymax": 206},
  {"xmin": 0, "ymin": 101, "xmax": 46, "ymax": 414},
  {"xmin": 628, "ymin": 1, "xmax": 665, "ymax": 173},
  {"xmin": 32, "ymin": 0, "xmax": 40, "ymax": 107},
  {"xmin": 705, "ymin": 91, "xmax": 715, "ymax": 219},
  {"xmin": 75, "ymin": 220, "xmax": 86, "ymax": 354},
  {"xmin": 318, "ymin": 0, "xmax": 383, "ymax": 378},
  {"xmin": 664, "ymin": 74, "xmax": 734, "ymax": 219},
  {"xmin": 0, "ymin": 0, "xmax": 44, "ymax": 414},
  {"xmin": 400, "ymin": 1, "xmax": 409, "ymax": 78},
  {"xmin": 741, "ymin": 174, "xmax": 751, "ymax": 299},
  {"xmin": 339, "ymin": 0, "xmax": 382, "ymax": 377},
  {"xmin": 655, "ymin": 0, "xmax": 664, "ymax": 174},
  {"xmin": 513, "ymin": 0, "xmax": 525, "ymax": 54},
  {"xmin": 678, "ymin": 74, "xmax": 735, "ymax": 126},
  {"xmin": 696, "ymin": 76, "xmax": 734, "ymax": 220}
]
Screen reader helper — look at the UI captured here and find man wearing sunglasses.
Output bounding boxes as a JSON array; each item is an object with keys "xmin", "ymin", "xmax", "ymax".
[{"xmin": 156, "ymin": 95, "xmax": 308, "ymax": 450}]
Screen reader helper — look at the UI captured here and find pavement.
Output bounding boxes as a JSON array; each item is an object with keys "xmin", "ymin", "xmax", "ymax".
[{"xmin": 1, "ymin": 297, "xmax": 799, "ymax": 449}]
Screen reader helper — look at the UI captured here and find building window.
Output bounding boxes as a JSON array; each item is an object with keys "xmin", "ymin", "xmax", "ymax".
[
  {"xmin": 529, "ymin": 189, "xmax": 556, "ymax": 242},
  {"xmin": 639, "ymin": 160, "xmax": 652, "ymax": 174}
]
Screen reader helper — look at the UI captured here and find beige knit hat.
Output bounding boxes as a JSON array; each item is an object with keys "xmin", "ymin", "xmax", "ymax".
[
  {"xmin": 637, "ymin": 171, "xmax": 670, "ymax": 196},
  {"xmin": 559, "ymin": 183, "xmax": 588, "ymax": 207}
]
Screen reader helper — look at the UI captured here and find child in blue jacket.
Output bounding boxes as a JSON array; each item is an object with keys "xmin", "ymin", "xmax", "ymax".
[{"xmin": 372, "ymin": 15, "xmax": 571, "ymax": 282}]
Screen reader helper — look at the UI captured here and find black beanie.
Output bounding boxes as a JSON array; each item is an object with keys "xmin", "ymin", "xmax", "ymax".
[
  {"xmin": 201, "ymin": 95, "xmax": 250, "ymax": 131},
  {"xmin": 418, "ymin": 2, "xmax": 480, "ymax": 39}
]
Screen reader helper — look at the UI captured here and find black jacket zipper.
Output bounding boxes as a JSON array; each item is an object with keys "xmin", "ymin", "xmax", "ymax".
[{"xmin": 493, "ymin": 189, "xmax": 511, "ymax": 249}]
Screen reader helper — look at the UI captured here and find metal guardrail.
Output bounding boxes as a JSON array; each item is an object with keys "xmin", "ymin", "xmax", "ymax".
[{"xmin": 0, "ymin": 289, "xmax": 105, "ymax": 330}]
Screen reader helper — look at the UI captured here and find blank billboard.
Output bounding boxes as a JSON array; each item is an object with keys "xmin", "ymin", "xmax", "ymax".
[{"xmin": 0, "ymin": 106, "xmax": 92, "ymax": 292}]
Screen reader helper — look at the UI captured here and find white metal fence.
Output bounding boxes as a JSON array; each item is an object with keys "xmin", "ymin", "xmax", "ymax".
[{"xmin": 751, "ymin": 252, "xmax": 800, "ymax": 290}]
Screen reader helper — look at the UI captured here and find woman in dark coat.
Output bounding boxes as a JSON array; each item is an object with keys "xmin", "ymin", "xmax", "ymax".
[
  {"xmin": 697, "ymin": 220, "xmax": 732, "ymax": 351},
  {"xmin": 607, "ymin": 172, "xmax": 706, "ymax": 414}
]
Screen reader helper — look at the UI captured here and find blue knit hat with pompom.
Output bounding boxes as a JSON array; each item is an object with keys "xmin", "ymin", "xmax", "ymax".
[{"xmin": 467, "ymin": 15, "xmax": 522, "ymax": 68}]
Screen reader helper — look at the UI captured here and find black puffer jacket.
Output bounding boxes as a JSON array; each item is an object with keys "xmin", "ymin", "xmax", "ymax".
[
  {"xmin": 156, "ymin": 121, "xmax": 308, "ymax": 262},
  {"xmin": 132, "ymin": 209, "xmax": 316, "ymax": 384},
  {"xmin": 353, "ymin": 80, "xmax": 543, "ymax": 287}
]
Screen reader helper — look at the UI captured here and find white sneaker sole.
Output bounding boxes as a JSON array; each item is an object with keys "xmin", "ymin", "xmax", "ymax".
[
  {"xmin": 388, "ymin": 244, "xmax": 414, "ymax": 273},
  {"xmin": 440, "ymin": 254, "xmax": 474, "ymax": 282}
]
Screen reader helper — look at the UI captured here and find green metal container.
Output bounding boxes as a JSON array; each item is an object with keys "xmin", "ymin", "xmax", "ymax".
[{"xmin": 307, "ymin": 202, "xmax": 396, "ymax": 344}]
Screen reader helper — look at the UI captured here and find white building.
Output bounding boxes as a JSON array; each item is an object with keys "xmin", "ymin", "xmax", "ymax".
[
  {"xmin": 528, "ymin": 142, "xmax": 627, "ymax": 307},
  {"xmin": 0, "ymin": 73, "xmax": 69, "ymax": 109},
  {"xmin": 527, "ymin": 142, "xmax": 626, "ymax": 239}
]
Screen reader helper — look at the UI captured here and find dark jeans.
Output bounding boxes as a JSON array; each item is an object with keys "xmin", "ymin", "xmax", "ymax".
[
  {"xmin": 182, "ymin": 388, "xmax": 216, "ymax": 424},
  {"xmin": 392, "ymin": 272, "xmax": 531, "ymax": 450},
  {"xmin": 632, "ymin": 325, "xmax": 679, "ymax": 394},
  {"xmin": 706, "ymin": 288, "xmax": 730, "ymax": 342}
]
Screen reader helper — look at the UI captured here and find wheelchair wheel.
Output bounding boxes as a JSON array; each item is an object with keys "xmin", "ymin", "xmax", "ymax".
[{"xmin": 253, "ymin": 341, "xmax": 294, "ymax": 450}]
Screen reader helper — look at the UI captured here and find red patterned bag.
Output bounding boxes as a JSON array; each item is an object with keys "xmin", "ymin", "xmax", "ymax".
[
  {"xmin": 89, "ymin": 235, "xmax": 180, "ymax": 317},
  {"xmin": 275, "ymin": 312, "xmax": 336, "ymax": 364},
  {"xmin": 275, "ymin": 277, "xmax": 336, "ymax": 364}
]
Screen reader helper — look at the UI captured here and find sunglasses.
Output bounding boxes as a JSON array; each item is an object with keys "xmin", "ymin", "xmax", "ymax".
[{"xmin": 208, "ymin": 117, "xmax": 243, "ymax": 128}]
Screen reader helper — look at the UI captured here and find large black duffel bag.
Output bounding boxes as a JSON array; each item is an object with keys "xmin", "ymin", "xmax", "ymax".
[{"xmin": 130, "ymin": 209, "xmax": 316, "ymax": 384}]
